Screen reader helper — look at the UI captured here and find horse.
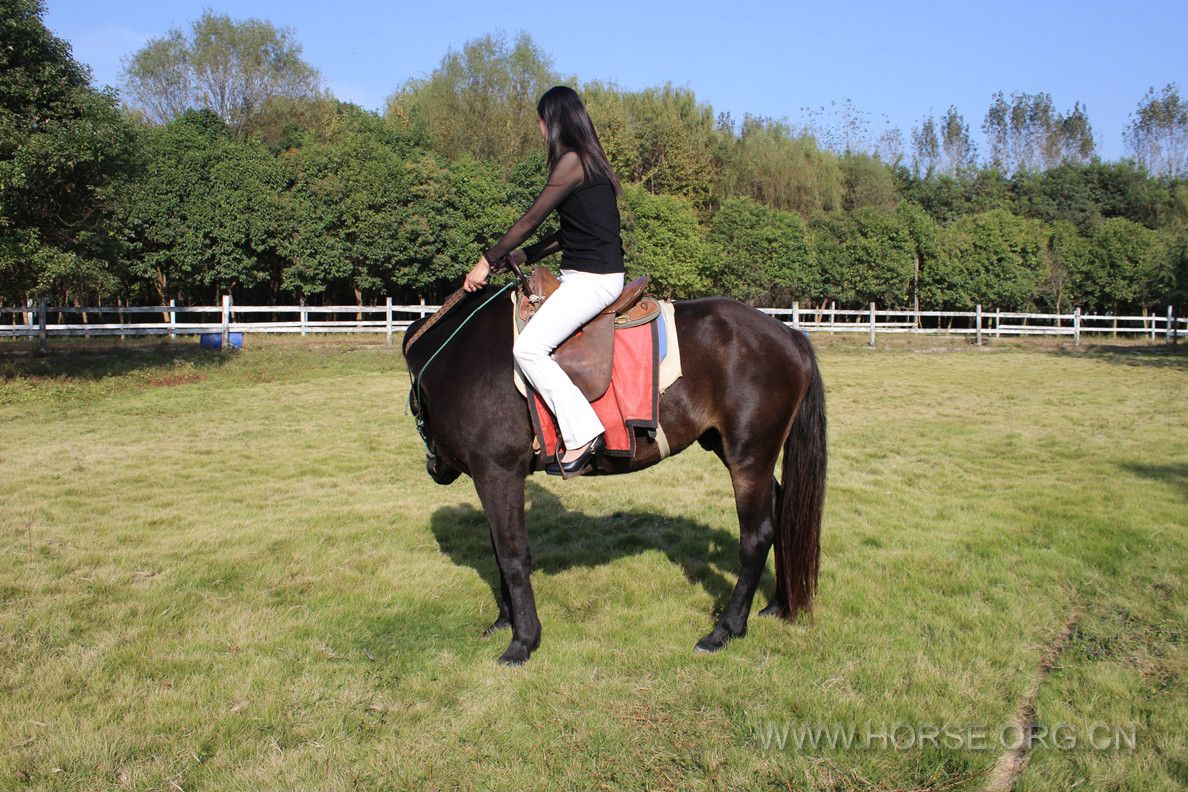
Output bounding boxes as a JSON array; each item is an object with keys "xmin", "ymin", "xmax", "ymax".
[{"xmin": 402, "ymin": 282, "xmax": 827, "ymax": 665}]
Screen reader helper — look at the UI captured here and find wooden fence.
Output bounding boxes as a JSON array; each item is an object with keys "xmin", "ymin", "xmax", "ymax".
[{"xmin": 1, "ymin": 296, "xmax": 1183, "ymax": 350}]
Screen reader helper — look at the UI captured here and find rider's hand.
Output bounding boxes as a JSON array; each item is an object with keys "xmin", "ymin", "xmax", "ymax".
[{"xmin": 463, "ymin": 255, "xmax": 491, "ymax": 292}]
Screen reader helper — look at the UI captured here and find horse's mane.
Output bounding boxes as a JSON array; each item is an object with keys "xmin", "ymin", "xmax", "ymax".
[{"xmin": 403, "ymin": 283, "xmax": 510, "ymax": 369}]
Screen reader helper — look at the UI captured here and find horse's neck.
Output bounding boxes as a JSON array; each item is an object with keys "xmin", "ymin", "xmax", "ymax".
[{"xmin": 406, "ymin": 289, "xmax": 510, "ymax": 375}]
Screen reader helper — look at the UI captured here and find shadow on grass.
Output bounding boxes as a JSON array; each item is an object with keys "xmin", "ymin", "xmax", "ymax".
[
  {"xmin": 1047, "ymin": 342, "xmax": 1188, "ymax": 370},
  {"xmin": 430, "ymin": 480, "xmax": 757, "ymax": 618},
  {"xmin": 1119, "ymin": 461, "xmax": 1188, "ymax": 502},
  {"xmin": 0, "ymin": 338, "xmax": 231, "ymax": 381}
]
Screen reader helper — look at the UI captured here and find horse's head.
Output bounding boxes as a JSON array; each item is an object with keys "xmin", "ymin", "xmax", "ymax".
[{"xmin": 406, "ymin": 383, "xmax": 461, "ymax": 485}]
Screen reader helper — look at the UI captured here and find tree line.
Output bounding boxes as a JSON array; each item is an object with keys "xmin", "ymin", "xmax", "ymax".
[{"xmin": 2, "ymin": 1, "xmax": 1186, "ymax": 315}]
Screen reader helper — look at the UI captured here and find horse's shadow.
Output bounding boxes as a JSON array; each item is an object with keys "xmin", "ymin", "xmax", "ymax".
[{"xmin": 430, "ymin": 480, "xmax": 764, "ymax": 616}]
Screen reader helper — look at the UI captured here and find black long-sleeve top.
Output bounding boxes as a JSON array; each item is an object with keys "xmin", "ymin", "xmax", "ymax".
[{"xmin": 482, "ymin": 150, "xmax": 625, "ymax": 274}]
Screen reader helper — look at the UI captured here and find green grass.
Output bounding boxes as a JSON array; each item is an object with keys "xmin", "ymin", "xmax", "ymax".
[{"xmin": 1, "ymin": 333, "xmax": 1184, "ymax": 791}]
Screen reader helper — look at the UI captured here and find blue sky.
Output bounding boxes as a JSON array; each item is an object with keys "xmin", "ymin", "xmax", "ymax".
[{"xmin": 44, "ymin": 0, "xmax": 1186, "ymax": 160}]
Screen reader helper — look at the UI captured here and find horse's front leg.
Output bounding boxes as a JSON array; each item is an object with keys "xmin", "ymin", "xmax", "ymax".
[
  {"xmin": 481, "ymin": 557, "xmax": 512, "ymax": 638},
  {"xmin": 471, "ymin": 462, "xmax": 540, "ymax": 665}
]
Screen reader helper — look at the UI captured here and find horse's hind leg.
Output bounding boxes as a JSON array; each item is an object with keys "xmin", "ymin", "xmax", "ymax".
[
  {"xmin": 696, "ymin": 456, "xmax": 780, "ymax": 653},
  {"xmin": 758, "ymin": 476, "xmax": 788, "ymax": 618},
  {"xmin": 471, "ymin": 462, "xmax": 541, "ymax": 665}
]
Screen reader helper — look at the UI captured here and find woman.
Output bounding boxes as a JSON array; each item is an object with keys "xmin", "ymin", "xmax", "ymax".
[{"xmin": 463, "ymin": 85, "xmax": 625, "ymax": 477}]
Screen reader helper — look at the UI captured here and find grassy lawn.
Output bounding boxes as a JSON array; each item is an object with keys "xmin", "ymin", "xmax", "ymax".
[{"xmin": 1, "ymin": 332, "xmax": 1184, "ymax": 791}]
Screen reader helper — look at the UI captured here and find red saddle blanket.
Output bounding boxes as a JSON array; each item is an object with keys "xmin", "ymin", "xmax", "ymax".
[{"xmin": 526, "ymin": 320, "xmax": 660, "ymax": 460}]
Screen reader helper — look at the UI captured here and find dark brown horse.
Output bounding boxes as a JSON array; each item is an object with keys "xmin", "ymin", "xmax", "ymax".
[{"xmin": 403, "ymin": 283, "xmax": 826, "ymax": 665}]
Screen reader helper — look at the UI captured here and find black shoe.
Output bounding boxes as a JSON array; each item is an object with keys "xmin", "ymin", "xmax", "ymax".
[{"xmin": 545, "ymin": 434, "xmax": 605, "ymax": 477}]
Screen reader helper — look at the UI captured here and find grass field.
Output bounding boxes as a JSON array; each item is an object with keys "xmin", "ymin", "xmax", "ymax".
[{"xmin": 1, "ymin": 332, "xmax": 1184, "ymax": 791}]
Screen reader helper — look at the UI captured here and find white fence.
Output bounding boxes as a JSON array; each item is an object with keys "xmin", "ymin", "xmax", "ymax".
[{"xmin": 1, "ymin": 296, "xmax": 1183, "ymax": 349}]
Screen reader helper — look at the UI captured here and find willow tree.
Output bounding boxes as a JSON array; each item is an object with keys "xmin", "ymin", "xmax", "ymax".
[
  {"xmin": 385, "ymin": 31, "xmax": 560, "ymax": 170},
  {"xmin": 713, "ymin": 114, "xmax": 843, "ymax": 218}
]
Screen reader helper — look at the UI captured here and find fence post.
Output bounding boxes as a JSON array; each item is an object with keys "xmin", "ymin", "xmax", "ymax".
[
  {"xmin": 830, "ymin": 301, "xmax": 836, "ymax": 334},
  {"xmin": 975, "ymin": 304, "xmax": 983, "ymax": 346},
  {"xmin": 1168, "ymin": 305, "xmax": 1175, "ymax": 344},
  {"xmin": 38, "ymin": 296, "xmax": 47, "ymax": 353},
  {"xmin": 791, "ymin": 301, "xmax": 799, "ymax": 331},
  {"xmin": 995, "ymin": 307, "xmax": 1001, "ymax": 338},
  {"xmin": 1073, "ymin": 307, "xmax": 1081, "ymax": 346},
  {"xmin": 299, "ymin": 298, "xmax": 307, "ymax": 337},
  {"xmin": 25, "ymin": 296, "xmax": 33, "ymax": 331},
  {"xmin": 419, "ymin": 296, "xmax": 427, "ymax": 319},
  {"xmin": 385, "ymin": 297, "xmax": 393, "ymax": 346},
  {"xmin": 221, "ymin": 294, "xmax": 231, "ymax": 350},
  {"xmin": 869, "ymin": 302, "xmax": 876, "ymax": 348},
  {"xmin": 168, "ymin": 298, "xmax": 176, "ymax": 342}
]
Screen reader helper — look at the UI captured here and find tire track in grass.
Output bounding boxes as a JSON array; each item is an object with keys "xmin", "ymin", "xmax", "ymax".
[{"xmin": 984, "ymin": 608, "xmax": 1083, "ymax": 792}]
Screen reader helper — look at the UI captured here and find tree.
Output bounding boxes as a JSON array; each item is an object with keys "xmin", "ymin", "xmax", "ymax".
[
  {"xmin": 118, "ymin": 110, "xmax": 230, "ymax": 303},
  {"xmin": 714, "ymin": 114, "xmax": 843, "ymax": 218},
  {"xmin": 982, "ymin": 92, "xmax": 1096, "ymax": 174},
  {"xmin": 385, "ymin": 31, "xmax": 560, "ymax": 170},
  {"xmin": 810, "ymin": 209, "xmax": 915, "ymax": 307},
  {"xmin": 800, "ymin": 98, "xmax": 878, "ymax": 156},
  {"xmin": 928, "ymin": 210, "xmax": 1048, "ymax": 309},
  {"xmin": 706, "ymin": 196, "xmax": 814, "ymax": 302},
  {"xmin": 0, "ymin": 0, "xmax": 137, "ymax": 305},
  {"xmin": 616, "ymin": 82, "xmax": 719, "ymax": 209},
  {"xmin": 896, "ymin": 202, "xmax": 941, "ymax": 314},
  {"xmin": 580, "ymin": 82, "xmax": 641, "ymax": 188},
  {"xmin": 383, "ymin": 150, "xmax": 512, "ymax": 300},
  {"xmin": 1124, "ymin": 84, "xmax": 1188, "ymax": 178},
  {"xmin": 983, "ymin": 93, "xmax": 1010, "ymax": 173},
  {"xmin": 940, "ymin": 106, "xmax": 976, "ymax": 175},
  {"xmin": 619, "ymin": 183, "xmax": 711, "ymax": 298},
  {"xmin": 1043, "ymin": 221, "xmax": 1088, "ymax": 314},
  {"xmin": 280, "ymin": 110, "xmax": 412, "ymax": 303},
  {"xmin": 1071, "ymin": 217, "xmax": 1170, "ymax": 312},
  {"xmin": 911, "ymin": 115, "xmax": 940, "ymax": 177},
  {"xmin": 122, "ymin": 10, "xmax": 322, "ymax": 133},
  {"xmin": 1009, "ymin": 160, "xmax": 1173, "ymax": 234},
  {"xmin": 840, "ymin": 153, "xmax": 899, "ymax": 212},
  {"xmin": 118, "ymin": 109, "xmax": 293, "ymax": 303},
  {"xmin": 1054, "ymin": 102, "xmax": 1095, "ymax": 166}
]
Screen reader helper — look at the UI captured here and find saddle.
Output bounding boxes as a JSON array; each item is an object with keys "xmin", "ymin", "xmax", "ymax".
[{"xmin": 517, "ymin": 268, "xmax": 660, "ymax": 401}]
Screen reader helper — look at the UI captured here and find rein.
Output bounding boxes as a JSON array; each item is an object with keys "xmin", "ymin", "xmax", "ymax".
[
  {"xmin": 405, "ymin": 280, "xmax": 517, "ymax": 458},
  {"xmin": 402, "ymin": 255, "xmax": 530, "ymax": 356}
]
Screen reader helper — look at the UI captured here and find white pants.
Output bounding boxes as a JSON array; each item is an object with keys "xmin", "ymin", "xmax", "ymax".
[{"xmin": 513, "ymin": 268, "xmax": 625, "ymax": 450}]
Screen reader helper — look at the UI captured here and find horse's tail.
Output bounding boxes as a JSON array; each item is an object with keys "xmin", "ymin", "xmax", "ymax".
[{"xmin": 777, "ymin": 334, "xmax": 827, "ymax": 619}]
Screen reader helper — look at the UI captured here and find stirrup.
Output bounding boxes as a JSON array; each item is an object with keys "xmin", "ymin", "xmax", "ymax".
[{"xmin": 545, "ymin": 435, "xmax": 605, "ymax": 478}]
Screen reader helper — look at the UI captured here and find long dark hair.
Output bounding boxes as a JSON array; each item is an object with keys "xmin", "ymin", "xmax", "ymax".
[{"xmin": 537, "ymin": 86, "xmax": 622, "ymax": 196}]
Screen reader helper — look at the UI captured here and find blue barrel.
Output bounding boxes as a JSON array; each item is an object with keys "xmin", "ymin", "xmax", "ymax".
[{"xmin": 199, "ymin": 332, "xmax": 243, "ymax": 350}]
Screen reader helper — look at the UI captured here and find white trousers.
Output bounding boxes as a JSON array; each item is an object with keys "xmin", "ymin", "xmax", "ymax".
[{"xmin": 513, "ymin": 268, "xmax": 625, "ymax": 450}]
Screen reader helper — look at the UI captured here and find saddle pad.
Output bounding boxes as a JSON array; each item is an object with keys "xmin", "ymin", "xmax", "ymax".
[
  {"xmin": 528, "ymin": 319, "xmax": 657, "ymax": 459},
  {"xmin": 509, "ymin": 291, "xmax": 682, "ymax": 398}
]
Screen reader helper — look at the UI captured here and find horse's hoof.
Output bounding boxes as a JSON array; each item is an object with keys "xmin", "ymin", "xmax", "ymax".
[
  {"xmin": 497, "ymin": 640, "xmax": 532, "ymax": 666},
  {"xmin": 694, "ymin": 630, "xmax": 729, "ymax": 654},
  {"xmin": 758, "ymin": 601, "xmax": 788, "ymax": 618},
  {"xmin": 482, "ymin": 615, "xmax": 511, "ymax": 638},
  {"xmin": 696, "ymin": 621, "xmax": 747, "ymax": 653}
]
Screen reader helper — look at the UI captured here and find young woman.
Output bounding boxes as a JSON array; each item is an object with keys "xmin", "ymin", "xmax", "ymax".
[{"xmin": 463, "ymin": 85, "xmax": 626, "ymax": 477}]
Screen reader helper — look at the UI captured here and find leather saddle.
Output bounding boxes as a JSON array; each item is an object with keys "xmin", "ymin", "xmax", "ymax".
[{"xmin": 516, "ymin": 268, "xmax": 660, "ymax": 401}]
